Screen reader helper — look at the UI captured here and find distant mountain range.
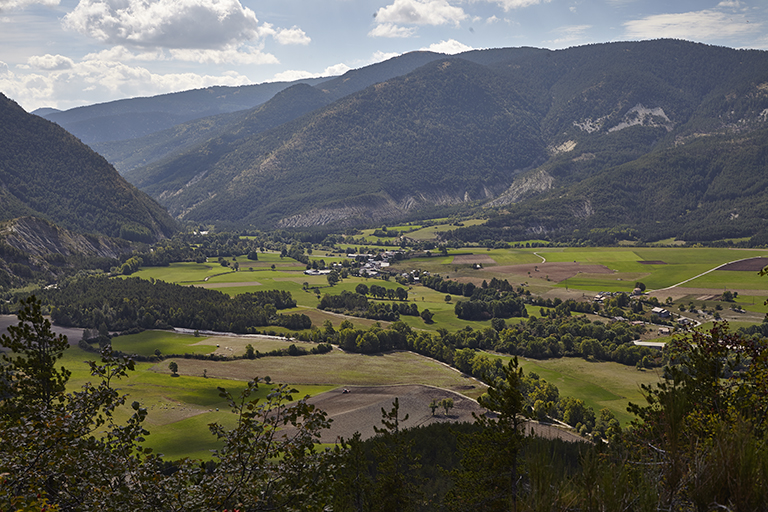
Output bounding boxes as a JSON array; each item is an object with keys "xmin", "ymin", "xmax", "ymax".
[
  {"xmin": 35, "ymin": 77, "xmax": 332, "ymax": 144},
  {"xmin": 37, "ymin": 40, "xmax": 768, "ymax": 242}
]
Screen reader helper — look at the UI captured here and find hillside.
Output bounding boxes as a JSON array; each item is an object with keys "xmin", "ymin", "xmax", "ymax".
[
  {"xmin": 120, "ymin": 40, "xmax": 768, "ymax": 239},
  {"xmin": 94, "ymin": 51, "xmax": 449, "ymax": 175},
  {"xmin": 37, "ymin": 77, "xmax": 332, "ymax": 145},
  {"xmin": 133, "ymin": 57, "xmax": 544, "ymax": 226},
  {"xmin": 0, "ymin": 93, "xmax": 177, "ymax": 242}
]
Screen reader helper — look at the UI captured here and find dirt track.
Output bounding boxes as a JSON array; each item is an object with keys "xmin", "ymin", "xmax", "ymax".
[{"xmin": 452, "ymin": 254, "xmax": 496, "ymax": 265}]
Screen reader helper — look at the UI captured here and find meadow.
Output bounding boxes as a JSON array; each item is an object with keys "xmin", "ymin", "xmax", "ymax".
[
  {"xmin": 96, "ymin": 243, "xmax": 768, "ymax": 456},
  {"xmin": 60, "ymin": 333, "xmax": 486, "ymax": 459},
  {"xmin": 483, "ymin": 352, "xmax": 660, "ymax": 426}
]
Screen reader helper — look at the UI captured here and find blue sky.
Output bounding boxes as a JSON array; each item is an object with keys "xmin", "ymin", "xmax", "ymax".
[{"xmin": 1, "ymin": 0, "xmax": 766, "ymax": 112}]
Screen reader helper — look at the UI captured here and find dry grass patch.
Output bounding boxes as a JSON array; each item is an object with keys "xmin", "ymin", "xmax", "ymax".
[
  {"xmin": 190, "ymin": 335, "xmax": 303, "ymax": 357},
  {"xmin": 152, "ymin": 350, "xmax": 486, "ymax": 399},
  {"xmin": 452, "ymin": 254, "xmax": 496, "ymax": 265},
  {"xmin": 285, "ymin": 384, "xmax": 584, "ymax": 443},
  {"xmin": 492, "ymin": 262, "xmax": 613, "ymax": 283}
]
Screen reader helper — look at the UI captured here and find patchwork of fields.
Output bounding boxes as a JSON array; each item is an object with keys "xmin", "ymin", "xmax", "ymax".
[{"xmin": 7, "ymin": 245, "xmax": 768, "ymax": 458}]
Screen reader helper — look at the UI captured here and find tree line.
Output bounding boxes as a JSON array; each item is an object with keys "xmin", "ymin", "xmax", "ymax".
[
  {"xmin": 318, "ymin": 289, "xmax": 418, "ymax": 321},
  {"xmin": 36, "ymin": 276, "xmax": 310, "ymax": 333}
]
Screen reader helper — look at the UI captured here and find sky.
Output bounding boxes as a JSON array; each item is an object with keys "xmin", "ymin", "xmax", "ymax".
[{"xmin": 1, "ymin": 0, "xmax": 767, "ymax": 112}]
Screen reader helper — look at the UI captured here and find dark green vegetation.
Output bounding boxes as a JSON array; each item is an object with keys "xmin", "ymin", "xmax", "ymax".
[
  {"xmin": 87, "ymin": 51, "xmax": 451, "ymax": 174},
  {"xmin": 0, "ymin": 94, "xmax": 180, "ymax": 289},
  {"xmin": 2, "ymin": 298, "xmax": 766, "ymax": 511},
  {"xmin": 38, "ymin": 276, "xmax": 309, "ymax": 332},
  {"xmin": 318, "ymin": 289, "xmax": 419, "ymax": 321},
  {"xmin": 3, "ymin": 37, "xmax": 768, "ymax": 508},
  {"xmin": 133, "ymin": 57, "xmax": 541, "ymax": 227},
  {"xmin": 110, "ymin": 40, "xmax": 768, "ymax": 242},
  {"xmin": 448, "ymin": 128, "xmax": 768, "ymax": 245},
  {"xmin": 0, "ymin": 94, "xmax": 177, "ymax": 241}
]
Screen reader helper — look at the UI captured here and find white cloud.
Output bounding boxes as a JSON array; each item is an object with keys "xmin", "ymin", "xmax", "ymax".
[
  {"xmin": 272, "ymin": 62, "xmax": 350, "ymax": 82},
  {"xmin": 717, "ymin": 0, "xmax": 743, "ymax": 8},
  {"xmin": 323, "ymin": 63, "xmax": 353, "ymax": 76},
  {"xmin": 82, "ymin": 43, "xmax": 277, "ymax": 65},
  {"xmin": 274, "ymin": 26, "xmax": 311, "ymax": 45},
  {"xmin": 374, "ymin": 0, "xmax": 467, "ymax": 27},
  {"xmin": 371, "ymin": 50, "xmax": 401, "ymax": 62},
  {"xmin": 169, "ymin": 46, "xmax": 279, "ymax": 65},
  {"xmin": 420, "ymin": 39, "xmax": 473, "ymax": 54},
  {"xmin": 27, "ymin": 54, "xmax": 75, "ymax": 70},
  {"xmin": 545, "ymin": 24, "xmax": 591, "ymax": 47},
  {"xmin": 63, "ymin": 0, "xmax": 308, "ymax": 51},
  {"xmin": 488, "ymin": 0, "xmax": 551, "ymax": 12},
  {"xmin": 84, "ymin": 46, "xmax": 166, "ymax": 62},
  {"xmin": 368, "ymin": 22, "xmax": 417, "ymax": 38},
  {"xmin": 272, "ymin": 49, "xmax": 405, "ymax": 83},
  {"xmin": 0, "ymin": 54, "xmax": 253, "ymax": 111},
  {"xmin": 257, "ymin": 23, "xmax": 311, "ymax": 45},
  {"xmin": 624, "ymin": 9, "xmax": 761, "ymax": 41},
  {"xmin": 0, "ymin": 0, "xmax": 58, "ymax": 10}
]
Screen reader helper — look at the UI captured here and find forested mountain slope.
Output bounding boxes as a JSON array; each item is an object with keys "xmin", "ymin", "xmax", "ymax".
[
  {"xmin": 106, "ymin": 40, "xmax": 768, "ymax": 239},
  {"xmin": 94, "ymin": 51, "xmax": 451, "ymax": 175},
  {"xmin": 136, "ymin": 57, "xmax": 544, "ymax": 227},
  {"xmin": 0, "ymin": 93, "xmax": 177, "ymax": 242}
]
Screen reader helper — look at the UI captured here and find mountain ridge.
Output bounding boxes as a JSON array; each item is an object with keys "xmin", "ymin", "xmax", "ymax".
[
  {"xmin": 27, "ymin": 39, "xmax": 768, "ymax": 243},
  {"xmin": 38, "ymin": 77, "xmax": 333, "ymax": 144},
  {"xmin": 125, "ymin": 40, "xmax": 768, "ymax": 239}
]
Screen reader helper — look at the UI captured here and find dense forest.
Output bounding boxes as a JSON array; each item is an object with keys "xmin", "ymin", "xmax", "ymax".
[
  {"xmin": 37, "ymin": 276, "xmax": 310, "ymax": 332},
  {"xmin": 446, "ymin": 128, "xmax": 768, "ymax": 245},
  {"xmin": 318, "ymin": 290, "xmax": 419, "ymax": 321}
]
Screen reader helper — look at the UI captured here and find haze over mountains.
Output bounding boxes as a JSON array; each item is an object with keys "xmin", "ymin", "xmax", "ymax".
[{"xmin": 33, "ymin": 39, "xmax": 768, "ymax": 242}]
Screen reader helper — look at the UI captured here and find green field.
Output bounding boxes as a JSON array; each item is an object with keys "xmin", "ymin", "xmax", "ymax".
[
  {"xmin": 60, "ymin": 331, "xmax": 490, "ymax": 459},
  {"xmin": 546, "ymin": 247, "xmax": 768, "ymax": 291},
  {"xmin": 95, "ymin": 244, "xmax": 768, "ymax": 456},
  {"xmin": 111, "ymin": 330, "xmax": 217, "ymax": 357},
  {"xmin": 406, "ymin": 219, "xmax": 486, "ymax": 241},
  {"xmin": 483, "ymin": 353, "xmax": 660, "ymax": 426}
]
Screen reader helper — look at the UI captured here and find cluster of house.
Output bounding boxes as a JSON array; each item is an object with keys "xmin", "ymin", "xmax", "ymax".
[
  {"xmin": 303, "ymin": 269, "xmax": 332, "ymax": 276},
  {"xmin": 592, "ymin": 291, "xmax": 620, "ymax": 304},
  {"xmin": 303, "ymin": 250, "xmax": 404, "ymax": 277},
  {"xmin": 348, "ymin": 250, "xmax": 401, "ymax": 277}
]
